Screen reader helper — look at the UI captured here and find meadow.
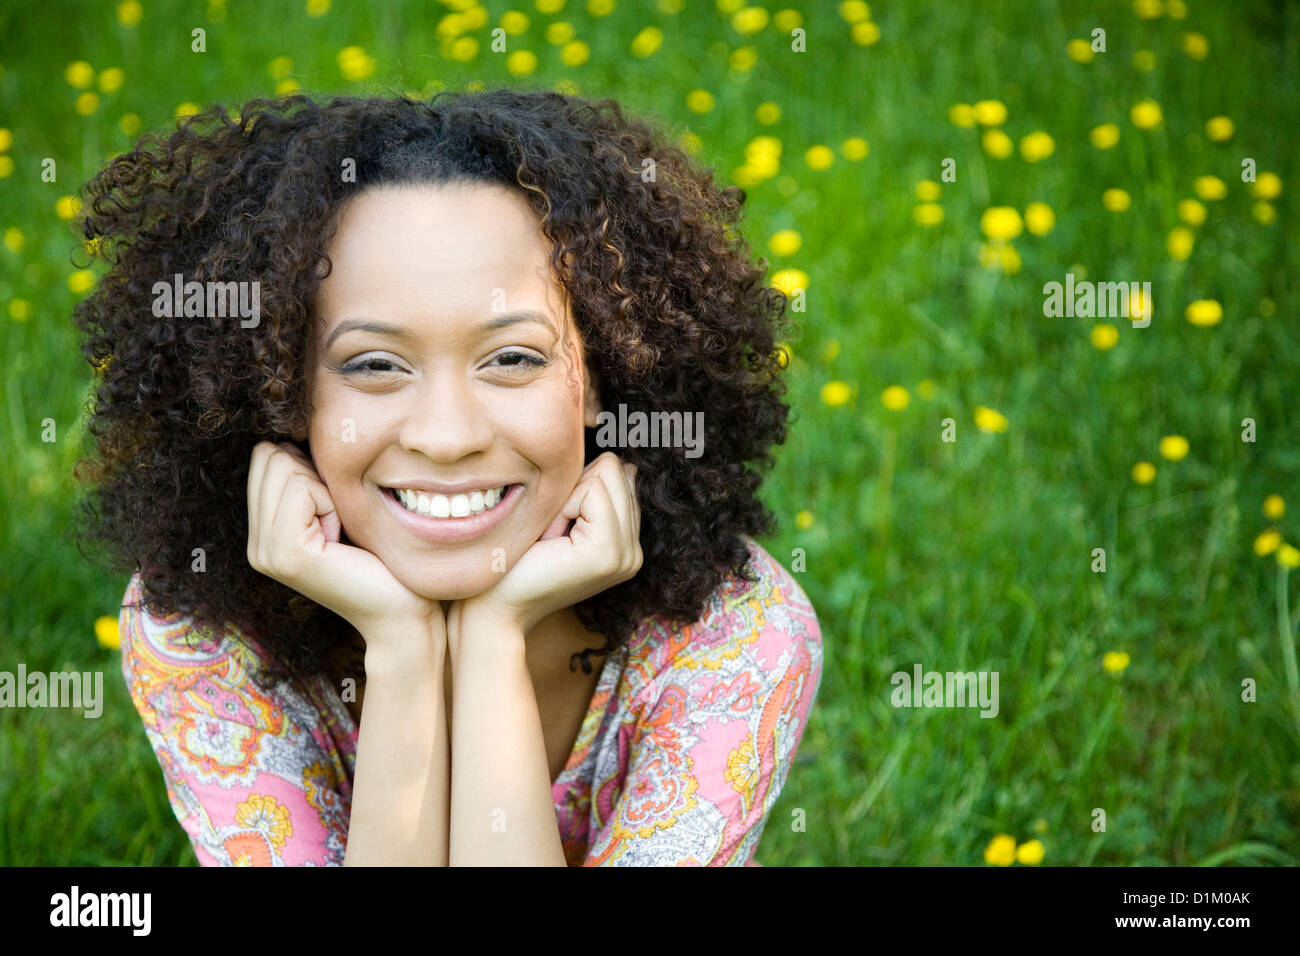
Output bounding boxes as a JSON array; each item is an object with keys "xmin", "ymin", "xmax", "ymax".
[{"xmin": 0, "ymin": 0, "xmax": 1296, "ymax": 866}]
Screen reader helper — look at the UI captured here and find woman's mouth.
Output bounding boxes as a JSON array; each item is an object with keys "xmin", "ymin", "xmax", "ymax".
[
  {"xmin": 388, "ymin": 485, "xmax": 511, "ymax": 519},
  {"xmin": 380, "ymin": 483, "xmax": 523, "ymax": 544}
]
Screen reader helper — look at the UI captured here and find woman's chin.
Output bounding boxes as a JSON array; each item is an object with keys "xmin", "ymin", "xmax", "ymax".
[{"xmin": 395, "ymin": 571, "xmax": 499, "ymax": 603}]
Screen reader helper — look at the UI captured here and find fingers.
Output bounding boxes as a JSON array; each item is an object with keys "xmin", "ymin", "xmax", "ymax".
[
  {"xmin": 247, "ymin": 440, "xmax": 336, "ymax": 574},
  {"xmin": 571, "ymin": 453, "xmax": 642, "ymax": 577}
]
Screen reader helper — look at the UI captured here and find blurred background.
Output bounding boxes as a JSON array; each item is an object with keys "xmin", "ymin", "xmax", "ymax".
[{"xmin": 0, "ymin": 0, "xmax": 1296, "ymax": 865}]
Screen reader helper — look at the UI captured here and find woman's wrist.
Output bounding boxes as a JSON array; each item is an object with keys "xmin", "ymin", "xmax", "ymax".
[{"xmin": 358, "ymin": 614, "xmax": 447, "ymax": 676}]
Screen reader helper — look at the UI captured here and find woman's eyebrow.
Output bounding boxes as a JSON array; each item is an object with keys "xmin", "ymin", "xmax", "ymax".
[{"xmin": 323, "ymin": 311, "xmax": 556, "ymax": 349}]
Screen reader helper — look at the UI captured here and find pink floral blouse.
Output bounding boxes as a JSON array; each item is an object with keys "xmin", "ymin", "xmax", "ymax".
[{"xmin": 118, "ymin": 537, "xmax": 823, "ymax": 866}]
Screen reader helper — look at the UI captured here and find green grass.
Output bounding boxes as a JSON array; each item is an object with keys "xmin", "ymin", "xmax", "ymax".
[{"xmin": 1, "ymin": 0, "xmax": 1297, "ymax": 866}]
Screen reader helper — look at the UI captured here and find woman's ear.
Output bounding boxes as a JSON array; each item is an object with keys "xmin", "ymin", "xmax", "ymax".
[{"xmin": 583, "ymin": 360, "xmax": 603, "ymax": 428}]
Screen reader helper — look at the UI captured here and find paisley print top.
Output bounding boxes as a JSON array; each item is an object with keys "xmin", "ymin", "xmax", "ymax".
[{"xmin": 118, "ymin": 537, "xmax": 823, "ymax": 866}]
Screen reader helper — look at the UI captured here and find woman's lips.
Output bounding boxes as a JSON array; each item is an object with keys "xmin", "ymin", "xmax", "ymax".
[{"xmin": 379, "ymin": 482, "xmax": 523, "ymax": 544}]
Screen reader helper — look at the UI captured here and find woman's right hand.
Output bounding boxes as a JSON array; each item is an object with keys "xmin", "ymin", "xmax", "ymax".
[{"xmin": 246, "ymin": 441, "xmax": 445, "ymax": 641}]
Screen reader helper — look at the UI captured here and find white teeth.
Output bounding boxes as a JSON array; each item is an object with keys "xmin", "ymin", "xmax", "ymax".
[{"xmin": 393, "ymin": 485, "xmax": 509, "ymax": 520}]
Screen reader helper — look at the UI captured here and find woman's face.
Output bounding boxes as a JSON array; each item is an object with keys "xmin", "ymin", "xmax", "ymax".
[{"xmin": 303, "ymin": 181, "xmax": 601, "ymax": 600}]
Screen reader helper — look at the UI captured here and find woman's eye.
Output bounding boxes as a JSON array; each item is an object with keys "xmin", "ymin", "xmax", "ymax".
[
  {"xmin": 341, "ymin": 357, "xmax": 400, "ymax": 375},
  {"xmin": 491, "ymin": 350, "xmax": 548, "ymax": 371}
]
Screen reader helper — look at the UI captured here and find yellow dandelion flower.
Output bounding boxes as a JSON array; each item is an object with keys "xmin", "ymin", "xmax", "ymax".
[
  {"xmin": 821, "ymin": 381, "xmax": 852, "ymax": 407},
  {"xmin": 1102, "ymin": 188, "xmax": 1131, "ymax": 212},
  {"xmin": 1159, "ymin": 435, "xmax": 1189, "ymax": 460},
  {"xmin": 1253, "ymin": 201, "xmax": 1277, "ymax": 225},
  {"xmin": 1103, "ymin": 651, "xmax": 1130, "ymax": 674},
  {"xmin": 119, "ymin": 113, "xmax": 142, "ymax": 136},
  {"xmin": 984, "ymin": 834, "xmax": 1017, "ymax": 866},
  {"xmin": 978, "ymin": 241, "xmax": 1021, "ymax": 275},
  {"xmin": 0, "ymin": 128, "xmax": 10, "ymax": 152},
  {"xmin": 1091, "ymin": 323, "xmax": 1119, "ymax": 350},
  {"xmin": 117, "ymin": 0, "xmax": 143, "ymax": 27},
  {"xmin": 1067, "ymin": 39, "xmax": 1094, "ymax": 63},
  {"xmin": 69, "ymin": 270, "xmax": 96, "ymax": 294},
  {"xmin": 1133, "ymin": 0, "xmax": 1162, "ymax": 18},
  {"xmin": 729, "ymin": 46, "xmax": 758, "ymax": 72},
  {"xmin": 770, "ymin": 268, "xmax": 808, "ymax": 296},
  {"xmin": 306, "ymin": 0, "xmax": 331, "ymax": 16},
  {"xmin": 973, "ymin": 405, "xmax": 1009, "ymax": 433},
  {"xmin": 772, "ymin": 342, "xmax": 792, "ymax": 367},
  {"xmin": 1255, "ymin": 529, "xmax": 1282, "ymax": 556},
  {"xmin": 630, "ymin": 26, "xmax": 663, "ymax": 57},
  {"xmin": 1131, "ymin": 461, "xmax": 1156, "ymax": 484},
  {"xmin": 545, "ymin": 21, "xmax": 576, "ymax": 44},
  {"xmin": 917, "ymin": 379, "xmax": 937, "ymax": 400},
  {"xmin": 1167, "ymin": 0, "xmax": 1188, "ymax": 16},
  {"xmin": 0, "ymin": 156, "xmax": 13, "ymax": 178},
  {"xmin": 842, "ymin": 137, "xmax": 869, "ymax": 160},
  {"xmin": 536, "ymin": 0, "xmax": 564, "ymax": 12},
  {"xmin": 1205, "ymin": 116, "xmax": 1234, "ymax": 141},
  {"xmin": 755, "ymin": 102, "xmax": 781, "ymax": 125},
  {"xmin": 1089, "ymin": 123, "xmax": 1120, "ymax": 149},
  {"xmin": 980, "ymin": 206, "xmax": 1023, "ymax": 241},
  {"xmin": 732, "ymin": 6, "xmax": 769, "ymax": 34},
  {"xmin": 805, "ymin": 145, "xmax": 834, "ymax": 170},
  {"xmin": 1133, "ymin": 49, "xmax": 1157, "ymax": 71},
  {"xmin": 1130, "ymin": 99, "xmax": 1163, "ymax": 129},
  {"xmin": 55, "ymin": 195, "xmax": 82, "ymax": 220},
  {"xmin": 336, "ymin": 46, "xmax": 376, "ymax": 82},
  {"xmin": 819, "ymin": 340, "xmax": 841, "ymax": 362},
  {"xmin": 1019, "ymin": 130, "xmax": 1055, "ymax": 163},
  {"xmin": 1253, "ymin": 172, "xmax": 1282, "ymax": 200},
  {"xmin": 10, "ymin": 298, "xmax": 31, "ymax": 321},
  {"xmin": 500, "ymin": 11, "xmax": 530, "ymax": 34},
  {"xmin": 506, "ymin": 49, "xmax": 538, "ymax": 76},
  {"xmin": 794, "ymin": 509, "xmax": 814, "ymax": 530},
  {"xmin": 1024, "ymin": 202, "xmax": 1054, "ymax": 236},
  {"xmin": 949, "ymin": 103, "xmax": 976, "ymax": 127},
  {"xmin": 916, "ymin": 180, "xmax": 941, "ymax": 202},
  {"xmin": 1128, "ymin": 288, "xmax": 1152, "ymax": 324},
  {"xmin": 914, "ymin": 203, "xmax": 944, "ymax": 226},
  {"xmin": 268, "ymin": 56, "xmax": 293, "ymax": 79},
  {"xmin": 851, "ymin": 21, "xmax": 881, "ymax": 46},
  {"xmin": 1263, "ymin": 495, "xmax": 1285, "ymax": 520},
  {"xmin": 1167, "ymin": 227, "xmax": 1194, "ymax": 261},
  {"xmin": 65, "ymin": 61, "xmax": 95, "ymax": 90},
  {"xmin": 1194, "ymin": 175, "xmax": 1226, "ymax": 201},
  {"xmin": 1177, "ymin": 198, "xmax": 1206, "ymax": 226},
  {"xmin": 4, "ymin": 227, "xmax": 25, "ymax": 252},
  {"xmin": 973, "ymin": 100, "xmax": 1007, "ymax": 126},
  {"xmin": 1179, "ymin": 32, "xmax": 1209, "ymax": 60},
  {"xmin": 1279, "ymin": 545, "xmax": 1300, "ymax": 569},
  {"xmin": 97, "ymin": 67, "xmax": 125, "ymax": 94},
  {"xmin": 881, "ymin": 385, "xmax": 910, "ymax": 411},
  {"xmin": 1185, "ymin": 299, "xmax": 1222, "ymax": 327},
  {"xmin": 561, "ymin": 40, "xmax": 590, "ymax": 66},
  {"xmin": 175, "ymin": 102, "xmax": 201, "ymax": 120},
  {"xmin": 1016, "ymin": 839, "xmax": 1045, "ymax": 865},
  {"xmin": 769, "ymin": 229, "xmax": 801, "ymax": 256},
  {"xmin": 773, "ymin": 9, "xmax": 802, "ymax": 32},
  {"xmin": 1034, "ymin": 818, "xmax": 1048, "ymax": 834},
  {"xmin": 75, "ymin": 92, "xmax": 100, "ymax": 116},
  {"xmin": 685, "ymin": 89, "xmax": 715, "ymax": 114},
  {"xmin": 839, "ymin": 1, "xmax": 871, "ymax": 22},
  {"xmin": 982, "ymin": 129, "xmax": 1013, "ymax": 159},
  {"xmin": 95, "ymin": 615, "xmax": 121, "ymax": 650}
]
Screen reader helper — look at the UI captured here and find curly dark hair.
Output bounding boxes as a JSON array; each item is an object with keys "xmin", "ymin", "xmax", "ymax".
[{"xmin": 72, "ymin": 87, "xmax": 795, "ymax": 693}]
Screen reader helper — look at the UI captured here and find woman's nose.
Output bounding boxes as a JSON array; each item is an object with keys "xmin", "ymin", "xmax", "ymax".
[{"xmin": 396, "ymin": 373, "xmax": 495, "ymax": 462}]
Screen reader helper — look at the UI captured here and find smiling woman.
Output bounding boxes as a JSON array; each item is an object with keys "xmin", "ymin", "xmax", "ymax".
[{"xmin": 72, "ymin": 88, "xmax": 822, "ymax": 866}]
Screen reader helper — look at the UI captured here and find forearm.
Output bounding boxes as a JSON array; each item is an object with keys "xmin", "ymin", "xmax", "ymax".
[
  {"xmin": 448, "ymin": 614, "xmax": 566, "ymax": 866},
  {"xmin": 343, "ymin": 619, "xmax": 450, "ymax": 866}
]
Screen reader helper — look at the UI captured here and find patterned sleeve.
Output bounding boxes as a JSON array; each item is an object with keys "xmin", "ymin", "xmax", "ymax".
[
  {"xmin": 582, "ymin": 547, "xmax": 823, "ymax": 866},
  {"xmin": 118, "ymin": 575, "xmax": 352, "ymax": 866}
]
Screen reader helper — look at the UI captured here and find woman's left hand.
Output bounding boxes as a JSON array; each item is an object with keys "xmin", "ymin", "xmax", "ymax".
[{"xmin": 450, "ymin": 452, "xmax": 643, "ymax": 640}]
